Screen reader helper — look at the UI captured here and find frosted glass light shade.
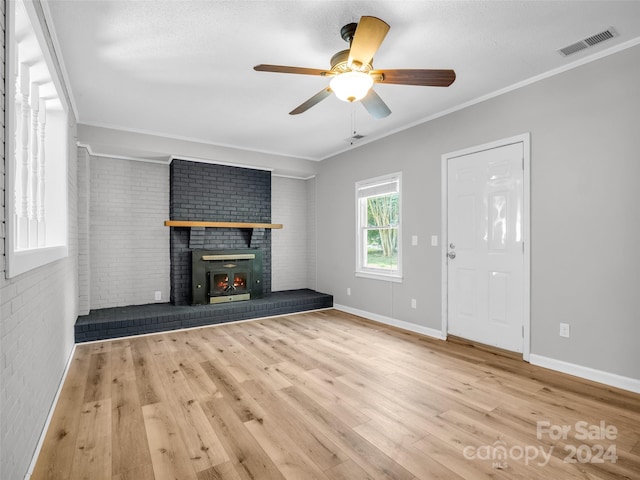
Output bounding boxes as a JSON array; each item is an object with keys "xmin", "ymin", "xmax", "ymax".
[{"xmin": 330, "ymin": 71, "xmax": 374, "ymax": 102}]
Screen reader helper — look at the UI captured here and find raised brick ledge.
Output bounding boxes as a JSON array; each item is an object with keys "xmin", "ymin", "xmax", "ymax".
[{"xmin": 74, "ymin": 289, "xmax": 333, "ymax": 343}]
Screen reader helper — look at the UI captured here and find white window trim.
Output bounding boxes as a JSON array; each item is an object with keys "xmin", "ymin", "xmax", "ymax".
[
  {"xmin": 355, "ymin": 172, "xmax": 402, "ymax": 282},
  {"xmin": 5, "ymin": 0, "xmax": 69, "ymax": 278}
]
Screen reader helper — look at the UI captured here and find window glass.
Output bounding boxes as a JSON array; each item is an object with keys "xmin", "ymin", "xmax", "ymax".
[
  {"xmin": 356, "ymin": 173, "xmax": 402, "ymax": 281},
  {"xmin": 6, "ymin": 0, "xmax": 69, "ymax": 278}
]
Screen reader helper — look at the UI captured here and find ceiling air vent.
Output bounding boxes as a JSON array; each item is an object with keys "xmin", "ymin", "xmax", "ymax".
[
  {"xmin": 558, "ymin": 27, "xmax": 618, "ymax": 57},
  {"xmin": 345, "ymin": 133, "xmax": 366, "ymax": 145}
]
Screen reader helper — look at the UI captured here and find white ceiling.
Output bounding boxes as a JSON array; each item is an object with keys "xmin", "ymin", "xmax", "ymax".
[{"xmin": 45, "ymin": 0, "xmax": 640, "ymax": 161}]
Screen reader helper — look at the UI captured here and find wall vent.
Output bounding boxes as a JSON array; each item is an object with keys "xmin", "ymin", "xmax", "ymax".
[{"xmin": 558, "ymin": 27, "xmax": 618, "ymax": 57}]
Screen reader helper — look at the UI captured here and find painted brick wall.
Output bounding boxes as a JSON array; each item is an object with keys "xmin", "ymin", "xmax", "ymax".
[
  {"xmin": 272, "ymin": 176, "xmax": 309, "ymax": 291},
  {"xmin": 170, "ymin": 160, "xmax": 272, "ymax": 304},
  {"xmin": 89, "ymin": 156, "xmax": 170, "ymax": 309},
  {"xmin": 77, "ymin": 148, "xmax": 90, "ymax": 314},
  {"xmin": 0, "ymin": 2, "xmax": 79, "ymax": 476},
  {"xmin": 306, "ymin": 177, "xmax": 317, "ymax": 290}
]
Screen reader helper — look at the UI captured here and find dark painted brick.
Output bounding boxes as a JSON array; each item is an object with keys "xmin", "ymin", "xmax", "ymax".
[
  {"xmin": 170, "ymin": 160, "xmax": 272, "ymax": 305},
  {"xmin": 75, "ymin": 290, "xmax": 333, "ymax": 342}
]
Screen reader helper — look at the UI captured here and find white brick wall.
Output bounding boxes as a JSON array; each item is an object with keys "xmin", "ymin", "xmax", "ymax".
[
  {"xmin": 89, "ymin": 156, "xmax": 170, "ymax": 309},
  {"xmin": 77, "ymin": 148, "xmax": 91, "ymax": 314},
  {"xmin": 272, "ymin": 176, "xmax": 313, "ymax": 291},
  {"xmin": 0, "ymin": 4, "xmax": 79, "ymax": 474},
  {"xmin": 306, "ymin": 177, "xmax": 317, "ymax": 290}
]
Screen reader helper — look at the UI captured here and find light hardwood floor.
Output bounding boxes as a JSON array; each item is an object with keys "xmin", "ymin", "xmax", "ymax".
[{"xmin": 32, "ymin": 310, "xmax": 640, "ymax": 480}]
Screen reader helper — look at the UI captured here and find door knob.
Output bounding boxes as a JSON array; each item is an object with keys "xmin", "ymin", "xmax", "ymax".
[{"xmin": 447, "ymin": 251, "xmax": 456, "ymax": 259}]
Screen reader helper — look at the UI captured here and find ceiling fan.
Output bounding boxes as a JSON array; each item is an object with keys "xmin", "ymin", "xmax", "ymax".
[{"xmin": 254, "ymin": 16, "xmax": 456, "ymax": 119}]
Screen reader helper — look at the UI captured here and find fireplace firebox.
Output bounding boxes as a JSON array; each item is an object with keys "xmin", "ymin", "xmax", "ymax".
[{"xmin": 191, "ymin": 249, "xmax": 263, "ymax": 305}]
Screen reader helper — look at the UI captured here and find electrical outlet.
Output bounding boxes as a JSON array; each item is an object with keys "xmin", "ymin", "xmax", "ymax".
[
  {"xmin": 154, "ymin": 291, "xmax": 162, "ymax": 301},
  {"xmin": 347, "ymin": 288, "xmax": 351, "ymax": 296},
  {"xmin": 559, "ymin": 323, "xmax": 570, "ymax": 338},
  {"xmin": 411, "ymin": 299, "xmax": 417, "ymax": 309},
  {"xmin": 411, "ymin": 235, "xmax": 418, "ymax": 246},
  {"xmin": 431, "ymin": 235, "xmax": 438, "ymax": 246}
]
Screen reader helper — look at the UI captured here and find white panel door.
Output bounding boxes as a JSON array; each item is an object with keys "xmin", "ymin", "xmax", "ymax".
[{"xmin": 447, "ymin": 142, "xmax": 524, "ymax": 352}]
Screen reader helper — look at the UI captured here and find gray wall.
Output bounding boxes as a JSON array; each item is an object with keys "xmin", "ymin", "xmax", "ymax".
[
  {"xmin": 78, "ymin": 123, "xmax": 320, "ymax": 179},
  {"xmin": 316, "ymin": 44, "xmax": 640, "ymax": 381}
]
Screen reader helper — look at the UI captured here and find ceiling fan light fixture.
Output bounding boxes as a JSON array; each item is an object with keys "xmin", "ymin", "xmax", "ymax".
[
  {"xmin": 330, "ymin": 71, "xmax": 373, "ymax": 102},
  {"xmin": 254, "ymin": 16, "xmax": 454, "ymax": 116}
]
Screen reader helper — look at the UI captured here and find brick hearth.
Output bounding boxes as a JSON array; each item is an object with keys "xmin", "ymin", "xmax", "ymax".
[{"xmin": 75, "ymin": 289, "xmax": 333, "ymax": 342}]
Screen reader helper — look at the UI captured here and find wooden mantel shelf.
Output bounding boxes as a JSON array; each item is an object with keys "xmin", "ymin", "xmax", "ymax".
[{"xmin": 164, "ymin": 220, "xmax": 283, "ymax": 229}]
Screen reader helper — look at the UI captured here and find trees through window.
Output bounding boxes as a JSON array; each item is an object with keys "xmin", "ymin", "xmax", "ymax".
[{"xmin": 356, "ymin": 173, "xmax": 402, "ymax": 281}]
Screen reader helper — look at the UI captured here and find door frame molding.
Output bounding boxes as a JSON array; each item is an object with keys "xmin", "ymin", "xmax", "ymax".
[{"xmin": 440, "ymin": 133, "xmax": 531, "ymax": 360}]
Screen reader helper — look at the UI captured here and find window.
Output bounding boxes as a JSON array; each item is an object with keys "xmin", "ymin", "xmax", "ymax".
[
  {"xmin": 355, "ymin": 173, "xmax": 402, "ymax": 282},
  {"xmin": 5, "ymin": 0, "xmax": 69, "ymax": 278}
]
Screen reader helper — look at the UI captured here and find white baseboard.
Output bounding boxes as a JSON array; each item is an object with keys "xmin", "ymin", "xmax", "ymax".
[
  {"xmin": 529, "ymin": 354, "xmax": 640, "ymax": 394},
  {"xmin": 25, "ymin": 344, "xmax": 77, "ymax": 480},
  {"xmin": 333, "ymin": 305, "xmax": 639, "ymax": 394},
  {"xmin": 333, "ymin": 304, "xmax": 446, "ymax": 340}
]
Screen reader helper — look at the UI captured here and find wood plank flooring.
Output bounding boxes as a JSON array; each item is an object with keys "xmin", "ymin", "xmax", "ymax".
[{"xmin": 32, "ymin": 310, "xmax": 640, "ymax": 480}]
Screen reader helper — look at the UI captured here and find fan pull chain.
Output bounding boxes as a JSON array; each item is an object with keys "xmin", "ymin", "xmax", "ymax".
[{"xmin": 349, "ymin": 103, "xmax": 357, "ymax": 145}]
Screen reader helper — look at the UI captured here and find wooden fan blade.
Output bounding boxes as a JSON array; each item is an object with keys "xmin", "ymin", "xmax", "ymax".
[
  {"xmin": 289, "ymin": 87, "xmax": 332, "ymax": 115},
  {"xmin": 348, "ymin": 16, "xmax": 390, "ymax": 68},
  {"xmin": 371, "ymin": 69, "xmax": 456, "ymax": 87},
  {"xmin": 254, "ymin": 64, "xmax": 332, "ymax": 76},
  {"xmin": 360, "ymin": 89, "xmax": 391, "ymax": 119}
]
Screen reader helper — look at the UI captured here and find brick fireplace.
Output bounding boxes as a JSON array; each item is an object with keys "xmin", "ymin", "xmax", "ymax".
[
  {"xmin": 169, "ymin": 160, "xmax": 272, "ymax": 305},
  {"xmin": 74, "ymin": 158, "xmax": 333, "ymax": 342},
  {"xmin": 191, "ymin": 248, "xmax": 263, "ymax": 305}
]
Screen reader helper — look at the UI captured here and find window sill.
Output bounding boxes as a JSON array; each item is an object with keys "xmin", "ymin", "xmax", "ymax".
[
  {"xmin": 355, "ymin": 271, "xmax": 403, "ymax": 283},
  {"xmin": 6, "ymin": 245, "xmax": 68, "ymax": 279}
]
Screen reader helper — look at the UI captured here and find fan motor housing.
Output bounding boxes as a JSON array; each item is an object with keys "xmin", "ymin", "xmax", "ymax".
[{"xmin": 330, "ymin": 49, "xmax": 372, "ymax": 73}]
